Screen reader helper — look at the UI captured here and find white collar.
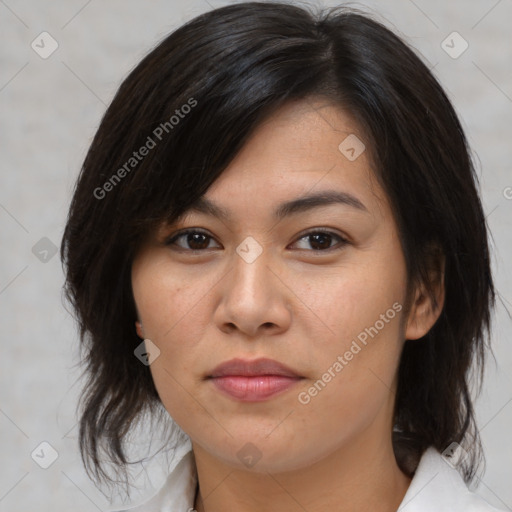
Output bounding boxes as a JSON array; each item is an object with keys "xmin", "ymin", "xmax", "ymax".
[
  {"xmin": 397, "ymin": 447, "xmax": 502, "ymax": 511},
  {"xmin": 118, "ymin": 445, "xmax": 503, "ymax": 511}
]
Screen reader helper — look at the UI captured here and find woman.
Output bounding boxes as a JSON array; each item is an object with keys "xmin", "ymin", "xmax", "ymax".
[{"xmin": 61, "ymin": 2, "xmax": 503, "ymax": 511}]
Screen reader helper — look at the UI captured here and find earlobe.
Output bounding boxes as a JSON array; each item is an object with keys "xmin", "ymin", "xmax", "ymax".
[{"xmin": 135, "ymin": 320, "xmax": 144, "ymax": 339}]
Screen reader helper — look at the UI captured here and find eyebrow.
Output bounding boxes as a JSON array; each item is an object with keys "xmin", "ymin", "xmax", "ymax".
[{"xmin": 178, "ymin": 190, "xmax": 368, "ymax": 222}]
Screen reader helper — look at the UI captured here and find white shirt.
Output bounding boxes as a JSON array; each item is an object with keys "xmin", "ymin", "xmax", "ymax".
[{"xmin": 113, "ymin": 445, "xmax": 505, "ymax": 511}]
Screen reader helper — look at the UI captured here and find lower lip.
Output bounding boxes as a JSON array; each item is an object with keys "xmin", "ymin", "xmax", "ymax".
[{"xmin": 209, "ymin": 375, "xmax": 302, "ymax": 402}]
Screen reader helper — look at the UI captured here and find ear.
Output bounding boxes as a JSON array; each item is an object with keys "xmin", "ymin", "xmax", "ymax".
[
  {"xmin": 405, "ymin": 249, "xmax": 445, "ymax": 340},
  {"xmin": 135, "ymin": 320, "xmax": 145, "ymax": 339}
]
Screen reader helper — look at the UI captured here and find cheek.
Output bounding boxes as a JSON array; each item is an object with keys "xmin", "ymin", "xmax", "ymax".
[
  {"xmin": 303, "ymin": 259, "xmax": 405, "ymax": 348},
  {"xmin": 293, "ymin": 279, "xmax": 404, "ymax": 452},
  {"xmin": 131, "ymin": 259, "xmax": 216, "ymax": 409},
  {"xmin": 132, "ymin": 258, "xmax": 214, "ymax": 345},
  {"xmin": 294, "ymin": 252, "xmax": 406, "ymax": 412},
  {"xmin": 134, "ymin": 291, "xmax": 211, "ymax": 428}
]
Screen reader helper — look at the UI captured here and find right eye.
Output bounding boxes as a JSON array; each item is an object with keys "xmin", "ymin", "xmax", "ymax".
[{"xmin": 165, "ymin": 229, "xmax": 221, "ymax": 252}]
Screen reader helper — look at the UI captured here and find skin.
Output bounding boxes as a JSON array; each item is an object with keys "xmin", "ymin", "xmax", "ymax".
[{"xmin": 131, "ymin": 97, "xmax": 444, "ymax": 512}]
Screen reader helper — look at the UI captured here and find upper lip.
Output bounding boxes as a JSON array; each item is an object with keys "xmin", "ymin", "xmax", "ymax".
[{"xmin": 209, "ymin": 358, "xmax": 302, "ymax": 378}]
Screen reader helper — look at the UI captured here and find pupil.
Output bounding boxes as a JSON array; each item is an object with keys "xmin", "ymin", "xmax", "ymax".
[
  {"xmin": 310, "ymin": 234, "xmax": 331, "ymax": 250},
  {"xmin": 188, "ymin": 233, "xmax": 208, "ymax": 250}
]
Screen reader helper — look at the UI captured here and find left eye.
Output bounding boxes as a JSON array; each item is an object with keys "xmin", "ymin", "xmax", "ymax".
[{"xmin": 291, "ymin": 231, "xmax": 347, "ymax": 251}]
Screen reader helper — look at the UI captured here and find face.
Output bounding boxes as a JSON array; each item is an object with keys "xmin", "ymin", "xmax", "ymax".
[{"xmin": 131, "ymin": 98, "xmax": 413, "ymax": 474}]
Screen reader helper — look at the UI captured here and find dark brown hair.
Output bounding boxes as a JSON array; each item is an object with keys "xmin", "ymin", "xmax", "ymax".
[{"xmin": 61, "ymin": 1, "xmax": 495, "ymax": 494}]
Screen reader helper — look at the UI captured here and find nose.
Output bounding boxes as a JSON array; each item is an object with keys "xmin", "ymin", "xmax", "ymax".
[{"xmin": 213, "ymin": 246, "xmax": 292, "ymax": 338}]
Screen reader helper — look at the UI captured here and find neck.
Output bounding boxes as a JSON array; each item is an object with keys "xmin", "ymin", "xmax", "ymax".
[{"xmin": 192, "ymin": 432, "xmax": 411, "ymax": 512}]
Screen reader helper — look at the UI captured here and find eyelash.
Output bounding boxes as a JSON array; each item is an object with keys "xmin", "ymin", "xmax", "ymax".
[{"xmin": 164, "ymin": 228, "xmax": 349, "ymax": 253}]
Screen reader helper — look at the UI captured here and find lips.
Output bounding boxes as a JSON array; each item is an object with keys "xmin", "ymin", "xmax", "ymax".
[
  {"xmin": 208, "ymin": 357, "xmax": 301, "ymax": 378},
  {"xmin": 207, "ymin": 358, "xmax": 303, "ymax": 401}
]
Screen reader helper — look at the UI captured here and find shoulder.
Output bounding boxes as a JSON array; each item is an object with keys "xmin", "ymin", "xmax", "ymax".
[{"xmin": 398, "ymin": 447, "xmax": 506, "ymax": 512}]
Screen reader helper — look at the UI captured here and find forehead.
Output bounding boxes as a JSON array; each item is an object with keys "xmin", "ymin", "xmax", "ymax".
[{"xmin": 195, "ymin": 97, "xmax": 388, "ymax": 220}]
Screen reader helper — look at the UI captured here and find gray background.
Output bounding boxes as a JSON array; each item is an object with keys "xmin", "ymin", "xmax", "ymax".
[{"xmin": 0, "ymin": 0, "xmax": 511, "ymax": 510}]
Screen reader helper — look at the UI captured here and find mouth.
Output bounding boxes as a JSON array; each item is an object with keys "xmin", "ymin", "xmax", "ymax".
[{"xmin": 207, "ymin": 358, "xmax": 304, "ymax": 402}]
